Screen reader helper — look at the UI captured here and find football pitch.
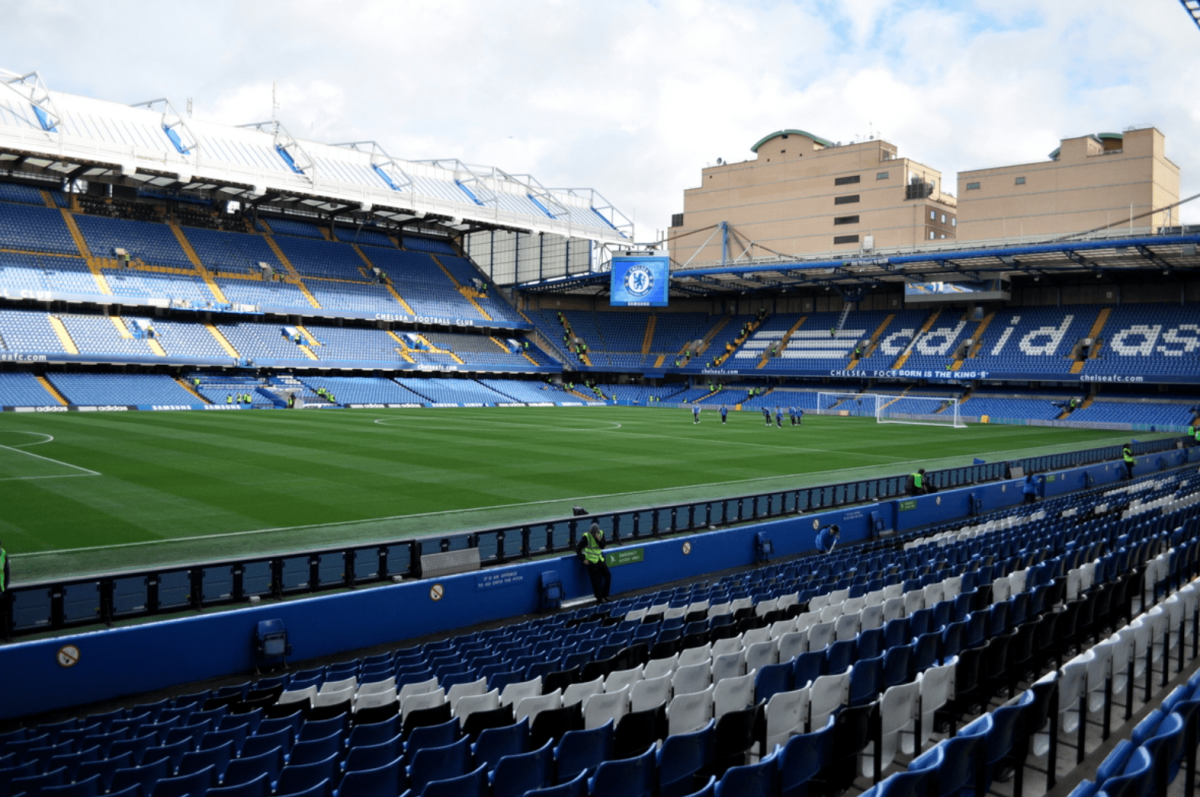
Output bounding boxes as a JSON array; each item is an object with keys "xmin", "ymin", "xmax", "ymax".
[{"xmin": 0, "ymin": 407, "xmax": 1156, "ymax": 581}]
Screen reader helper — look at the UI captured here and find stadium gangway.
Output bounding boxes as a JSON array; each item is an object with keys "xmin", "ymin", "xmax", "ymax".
[{"xmin": 0, "ymin": 436, "xmax": 1187, "ymax": 641}]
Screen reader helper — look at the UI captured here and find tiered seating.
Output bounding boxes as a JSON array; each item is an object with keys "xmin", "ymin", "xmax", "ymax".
[
  {"xmin": 262, "ymin": 217, "xmax": 326, "ymax": 239},
  {"xmin": 1089, "ymin": 303, "xmax": 1200, "ymax": 377},
  {"xmin": 302, "ymin": 326, "xmax": 406, "ymax": 364},
  {"xmin": 48, "ymin": 373, "xmax": 199, "ymax": 406},
  {"xmin": 297, "ymin": 376, "xmax": 425, "ymax": 405},
  {"xmin": 273, "ymin": 237, "xmax": 370, "ymax": 281},
  {"xmin": 0, "ymin": 309, "xmax": 69, "ymax": 352},
  {"xmin": 1069, "ymin": 400, "xmax": 1196, "ymax": 427},
  {"xmin": 217, "ymin": 323, "xmax": 308, "ymax": 362},
  {"xmin": 73, "ymin": 215, "xmax": 192, "ymax": 268},
  {"xmin": 192, "ymin": 374, "xmax": 270, "ymax": 406},
  {"xmin": 0, "ymin": 182, "xmax": 46, "ymax": 205},
  {"xmin": 396, "ymin": 378, "xmax": 510, "ymax": 405},
  {"xmin": 183, "ymin": 228, "xmax": 282, "ymax": 277},
  {"xmin": 12, "ymin": 466, "xmax": 1196, "ymax": 797},
  {"xmin": 741, "ymin": 389, "xmax": 824, "ymax": 410},
  {"xmin": 332, "ymin": 225, "xmax": 395, "ymax": 248},
  {"xmin": 435, "ymin": 255, "xmax": 524, "ymax": 325},
  {"xmin": 0, "ymin": 202, "xmax": 78, "ymax": 254},
  {"xmin": 964, "ymin": 394, "xmax": 1069, "ymax": 421},
  {"xmin": 0, "ymin": 372, "xmax": 59, "ymax": 406},
  {"xmin": 152, "ymin": 320, "xmax": 235, "ymax": 360},
  {"xmin": 57, "ymin": 315, "xmax": 156, "ymax": 357},
  {"xmin": 476, "ymin": 379, "xmax": 562, "ymax": 403},
  {"xmin": 0, "ymin": 252, "xmax": 98, "ymax": 295},
  {"xmin": 214, "ymin": 278, "xmax": 309, "ymax": 308},
  {"xmin": 104, "ymin": 270, "xmax": 213, "ymax": 304},
  {"xmin": 422, "ymin": 333, "xmax": 528, "ymax": 367},
  {"xmin": 969, "ymin": 308, "xmax": 1096, "ymax": 375},
  {"xmin": 305, "ymin": 280, "xmax": 404, "ymax": 313},
  {"xmin": 851, "ymin": 310, "xmax": 929, "ymax": 369},
  {"xmin": 362, "ymin": 248, "xmax": 485, "ymax": 321}
]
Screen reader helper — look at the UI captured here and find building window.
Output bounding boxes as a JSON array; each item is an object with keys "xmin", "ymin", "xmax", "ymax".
[
  {"xmin": 670, "ymin": 213, "xmax": 684, "ymax": 227},
  {"xmin": 834, "ymin": 175, "xmax": 861, "ymax": 186},
  {"xmin": 952, "ymin": 218, "xmax": 957, "ymax": 227},
  {"xmin": 834, "ymin": 194, "xmax": 860, "ymax": 205},
  {"xmin": 929, "ymin": 231, "xmax": 935, "ymax": 239},
  {"xmin": 877, "ymin": 172, "xmax": 889, "ymax": 180},
  {"xmin": 940, "ymin": 234, "xmax": 946, "ymax": 239},
  {"xmin": 833, "ymin": 215, "xmax": 860, "ymax": 226},
  {"xmin": 966, "ymin": 182, "xmax": 981, "ymax": 190},
  {"xmin": 930, "ymin": 210, "xmax": 936, "ymax": 220},
  {"xmin": 1015, "ymin": 176, "xmax": 1026, "ymax": 185},
  {"xmin": 940, "ymin": 214, "xmax": 946, "ymax": 223},
  {"xmin": 833, "ymin": 234, "xmax": 860, "ymax": 245}
]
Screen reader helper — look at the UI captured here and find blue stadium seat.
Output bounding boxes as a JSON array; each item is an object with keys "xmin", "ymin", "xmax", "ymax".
[
  {"xmin": 406, "ymin": 736, "xmax": 470, "ymax": 794},
  {"xmin": 336, "ymin": 756, "xmax": 404, "ymax": 797},
  {"xmin": 490, "ymin": 738, "xmax": 554, "ymax": 797},
  {"xmin": 553, "ymin": 721, "xmax": 614, "ymax": 784},
  {"xmin": 589, "ymin": 743, "xmax": 656, "ymax": 797},
  {"xmin": 658, "ymin": 719, "xmax": 714, "ymax": 797}
]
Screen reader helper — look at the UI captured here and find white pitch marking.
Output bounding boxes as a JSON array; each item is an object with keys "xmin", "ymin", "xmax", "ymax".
[
  {"xmin": 0, "ymin": 441, "xmax": 99, "ymax": 476},
  {"xmin": 0, "ymin": 431, "xmax": 55, "ymax": 448},
  {"xmin": 372, "ymin": 417, "xmax": 623, "ymax": 433}
]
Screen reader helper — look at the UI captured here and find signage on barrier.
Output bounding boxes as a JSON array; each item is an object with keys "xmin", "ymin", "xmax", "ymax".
[
  {"xmin": 607, "ymin": 548, "xmax": 645, "ymax": 567},
  {"xmin": 476, "ymin": 570, "xmax": 525, "ymax": 590},
  {"xmin": 898, "ymin": 499, "xmax": 918, "ymax": 512},
  {"xmin": 429, "ymin": 583, "xmax": 444, "ymax": 601},
  {"xmin": 56, "ymin": 645, "xmax": 80, "ymax": 668}
]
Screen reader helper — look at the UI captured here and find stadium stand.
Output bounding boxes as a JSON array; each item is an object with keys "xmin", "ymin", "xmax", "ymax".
[
  {"xmin": 7, "ymin": 464, "xmax": 1200, "ymax": 797},
  {"xmin": 48, "ymin": 373, "xmax": 202, "ymax": 406},
  {"xmin": 0, "ymin": 372, "xmax": 62, "ymax": 406}
]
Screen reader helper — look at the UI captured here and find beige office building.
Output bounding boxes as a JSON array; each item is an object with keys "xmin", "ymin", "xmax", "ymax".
[
  {"xmin": 669, "ymin": 130, "xmax": 958, "ymax": 267},
  {"xmin": 955, "ymin": 127, "xmax": 1179, "ymax": 241}
]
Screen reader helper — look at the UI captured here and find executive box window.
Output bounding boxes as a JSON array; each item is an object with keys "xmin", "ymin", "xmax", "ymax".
[
  {"xmin": 833, "ymin": 215, "xmax": 860, "ymax": 225},
  {"xmin": 833, "ymin": 234, "xmax": 860, "ymax": 244},
  {"xmin": 834, "ymin": 194, "xmax": 860, "ymax": 205},
  {"xmin": 966, "ymin": 182, "xmax": 981, "ymax": 190},
  {"xmin": 834, "ymin": 175, "xmax": 861, "ymax": 186}
]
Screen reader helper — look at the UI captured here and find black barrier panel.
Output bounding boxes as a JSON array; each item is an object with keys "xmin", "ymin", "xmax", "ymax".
[
  {"xmin": 158, "ymin": 571, "xmax": 191, "ymax": 609},
  {"xmin": 354, "ymin": 549, "xmax": 380, "ymax": 582},
  {"xmin": 202, "ymin": 567, "xmax": 235, "ymax": 603},
  {"xmin": 12, "ymin": 588, "xmax": 51, "ymax": 631},
  {"xmin": 243, "ymin": 562, "xmax": 272, "ymax": 596},
  {"xmin": 3, "ymin": 435, "xmax": 1188, "ymax": 639},
  {"xmin": 112, "ymin": 576, "xmax": 148, "ymax": 616},
  {"xmin": 317, "ymin": 553, "xmax": 344, "ymax": 587},
  {"xmin": 280, "ymin": 557, "xmax": 309, "ymax": 592},
  {"xmin": 476, "ymin": 532, "xmax": 500, "ymax": 563},
  {"xmin": 63, "ymin": 583, "xmax": 100, "ymax": 624}
]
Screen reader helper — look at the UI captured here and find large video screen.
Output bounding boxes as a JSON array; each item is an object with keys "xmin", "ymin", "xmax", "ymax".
[
  {"xmin": 904, "ymin": 278, "xmax": 1010, "ymax": 303},
  {"xmin": 610, "ymin": 256, "xmax": 669, "ymax": 307}
]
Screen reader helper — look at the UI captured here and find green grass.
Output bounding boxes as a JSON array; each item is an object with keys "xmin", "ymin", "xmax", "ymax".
[{"xmin": 0, "ymin": 407, "xmax": 1156, "ymax": 581}]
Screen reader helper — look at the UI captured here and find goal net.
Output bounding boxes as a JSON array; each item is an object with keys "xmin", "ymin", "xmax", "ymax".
[
  {"xmin": 816, "ymin": 392, "xmax": 966, "ymax": 427},
  {"xmin": 877, "ymin": 394, "xmax": 966, "ymax": 428}
]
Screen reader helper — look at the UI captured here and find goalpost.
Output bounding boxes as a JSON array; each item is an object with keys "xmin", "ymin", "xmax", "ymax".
[{"xmin": 816, "ymin": 392, "xmax": 967, "ymax": 428}]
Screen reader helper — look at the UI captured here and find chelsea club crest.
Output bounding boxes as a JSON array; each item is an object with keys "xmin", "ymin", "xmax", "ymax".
[{"xmin": 624, "ymin": 264, "xmax": 654, "ymax": 298}]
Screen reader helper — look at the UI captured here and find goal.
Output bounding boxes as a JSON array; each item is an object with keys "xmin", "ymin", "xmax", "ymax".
[{"xmin": 816, "ymin": 392, "xmax": 966, "ymax": 428}]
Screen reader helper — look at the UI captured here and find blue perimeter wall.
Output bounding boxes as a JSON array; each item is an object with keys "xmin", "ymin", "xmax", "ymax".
[{"xmin": 3, "ymin": 447, "xmax": 1196, "ymax": 721}]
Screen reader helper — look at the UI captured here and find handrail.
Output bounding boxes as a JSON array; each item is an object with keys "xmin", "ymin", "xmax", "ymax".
[{"xmin": 0, "ymin": 435, "xmax": 1185, "ymax": 640}]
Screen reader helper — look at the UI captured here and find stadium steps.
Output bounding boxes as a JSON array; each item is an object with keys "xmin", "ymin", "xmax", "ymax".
[
  {"xmin": 262, "ymin": 234, "xmax": 322, "ymax": 309},
  {"xmin": 566, "ymin": 387, "xmax": 595, "ymax": 401},
  {"xmin": 297, "ymin": 343, "xmax": 319, "ymax": 360},
  {"xmin": 40, "ymin": 190, "xmax": 56, "ymax": 209},
  {"xmin": 697, "ymin": 313, "xmax": 733, "ymax": 350},
  {"xmin": 879, "ymin": 386, "xmax": 913, "ymax": 411},
  {"xmin": 169, "ymin": 221, "xmax": 229, "ymax": 304},
  {"xmin": 36, "ymin": 375, "xmax": 69, "ymax": 405},
  {"xmin": 174, "ymin": 377, "xmax": 209, "ymax": 403},
  {"xmin": 110, "ymin": 316, "xmax": 133, "ymax": 339},
  {"xmin": 950, "ymin": 310, "xmax": 996, "ymax": 370},
  {"xmin": 205, "ymin": 324, "xmax": 241, "ymax": 359},
  {"xmin": 145, "ymin": 337, "xmax": 167, "ymax": 357},
  {"xmin": 415, "ymin": 334, "xmax": 465, "ymax": 365},
  {"xmin": 295, "ymin": 325, "xmax": 321, "ymax": 348},
  {"xmin": 654, "ymin": 353, "xmax": 667, "ymax": 367},
  {"xmin": 60, "ymin": 209, "xmax": 113, "ymax": 295},
  {"xmin": 641, "ymin": 314, "xmax": 656, "ymax": 354},
  {"xmin": 890, "ymin": 308, "xmax": 941, "ymax": 369},
  {"xmin": 385, "ymin": 330, "xmax": 416, "ymax": 363},
  {"xmin": 856, "ymin": 313, "xmax": 896, "ymax": 364},
  {"xmin": 353, "ymin": 244, "xmax": 417, "ymax": 314},
  {"xmin": 429, "ymin": 254, "xmax": 492, "ymax": 320},
  {"xmin": 47, "ymin": 315, "xmax": 79, "ymax": 353},
  {"xmin": 758, "ymin": 315, "xmax": 807, "ymax": 369},
  {"xmin": 1071, "ymin": 307, "xmax": 1113, "ymax": 374}
]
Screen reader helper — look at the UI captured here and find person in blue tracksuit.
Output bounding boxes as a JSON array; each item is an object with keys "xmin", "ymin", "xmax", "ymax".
[
  {"xmin": 720, "ymin": 405, "xmax": 728, "ymax": 425},
  {"xmin": 775, "ymin": 406, "xmax": 783, "ymax": 428},
  {"xmin": 815, "ymin": 524, "xmax": 840, "ymax": 554},
  {"xmin": 762, "ymin": 406, "xmax": 771, "ymax": 426},
  {"xmin": 797, "ymin": 408, "xmax": 804, "ymax": 425},
  {"xmin": 692, "ymin": 405, "xmax": 700, "ymax": 424}
]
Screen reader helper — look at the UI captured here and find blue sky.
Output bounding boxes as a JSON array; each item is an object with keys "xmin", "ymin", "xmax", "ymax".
[{"xmin": 4, "ymin": 0, "xmax": 1198, "ymax": 239}]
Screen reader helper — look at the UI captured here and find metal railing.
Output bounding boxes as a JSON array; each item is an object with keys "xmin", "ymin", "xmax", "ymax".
[{"xmin": 0, "ymin": 436, "xmax": 1185, "ymax": 640}]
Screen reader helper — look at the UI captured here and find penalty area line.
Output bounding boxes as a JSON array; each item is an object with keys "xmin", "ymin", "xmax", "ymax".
[{"xmin": 0, "ymin": 442, "xmax": 100, "ymax": 476}]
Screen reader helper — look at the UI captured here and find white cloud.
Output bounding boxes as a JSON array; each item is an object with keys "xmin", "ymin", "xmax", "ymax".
[{"xmin": 3, "ymin": 0, "xmax": 1197, "ymax": 239}]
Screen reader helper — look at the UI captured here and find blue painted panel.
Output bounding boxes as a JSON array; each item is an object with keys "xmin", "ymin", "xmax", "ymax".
[
  {"xmin": 317, "ymin": 553, "xmax": 344, "ymax": 587},
  {"xmin": 385, "ymin": 544, "xmax": 410, "ymax": 577},
  {"xmin": 353, "ymin": 550, "xmax": 380, "ymax": 581}
]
